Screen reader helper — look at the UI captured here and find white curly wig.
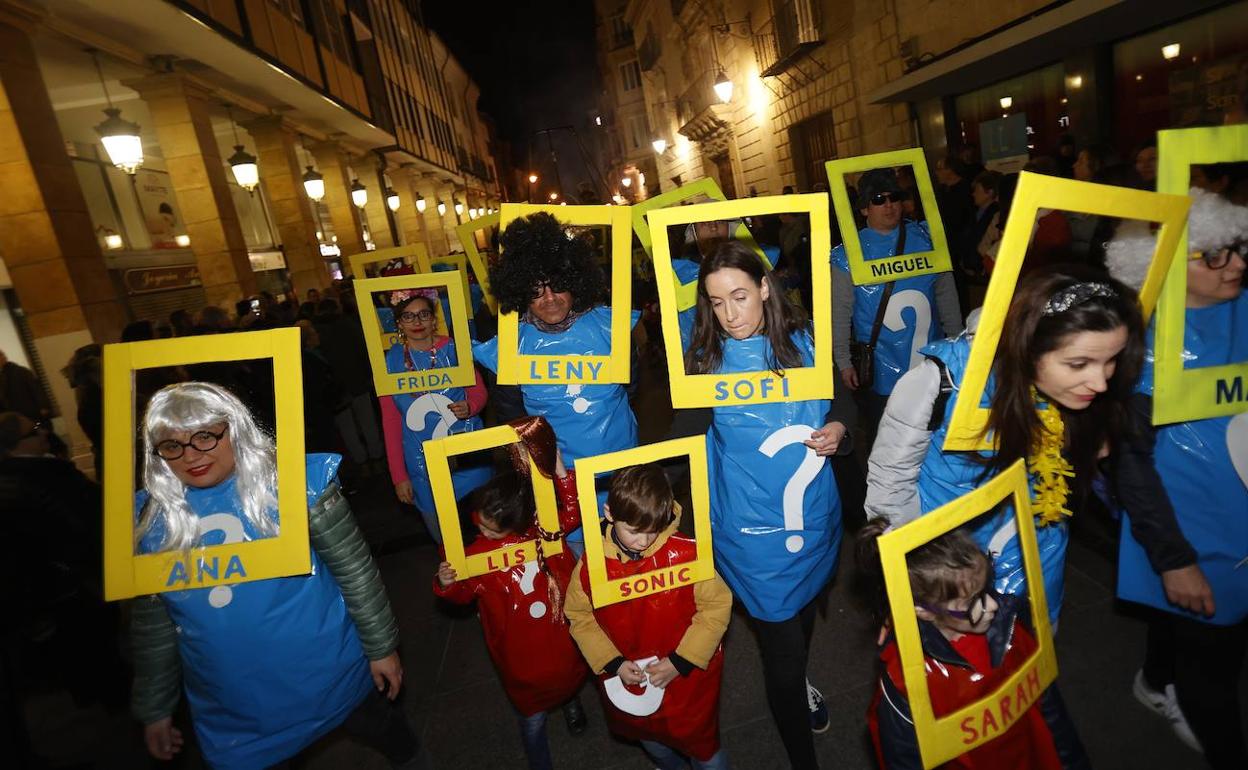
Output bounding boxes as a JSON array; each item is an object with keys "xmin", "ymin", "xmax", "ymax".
[
  {"xmin": 1105, "ymin": 187, "xmax": 1248, "ymax": 290},
  {"xmin": 136, "ymin": 382, "xmax": 279, "ymax": 553}
]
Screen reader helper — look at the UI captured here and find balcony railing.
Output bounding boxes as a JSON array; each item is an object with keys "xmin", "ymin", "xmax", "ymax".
[
  {"xmin": 610, "ymin": 28, "xmax": 634, "ymax": 50},
  {"xmin": 676, "ymin": 70, "xmax": 730, "ymax": 140},
  {"xmin": 753, "ymin": 0, "xmax": 824, "ymax": 77},
  {"xmin": 638, "ymin": 30, "xmax": 660, "ymax": 72}
]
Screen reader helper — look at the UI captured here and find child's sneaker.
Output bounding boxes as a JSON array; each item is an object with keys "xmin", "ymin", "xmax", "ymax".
[
  {"xmin": 1132, "ymin": 670, "xmax": 1202, "ymax": 752},
  {"xmin": 563, "ymin": 696, "xmax": 587, "ymax": 736},
  {"xmin": 807, "ymin": 680, "xmax": 830, "ymax": 734}
]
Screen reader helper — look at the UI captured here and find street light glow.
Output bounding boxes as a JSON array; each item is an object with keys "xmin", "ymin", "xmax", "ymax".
[
  {"xmin": 713, "ymin": 69, "xmax": 733, "ymax": 103},
  {"xmin": 302, "ymin": 165, "xmax": 325, "ymax": 202},
  {"xmin": 621, "ymin": 176, "xmax": 632, "ymax": 188},
  {"xmin": 999, "ymin": 96, "xmax": 1013, "ymax": 109},
  {"xmin": 529, "ymin": 172, "xmax": 539, "ymax": 183},
  {"xmin": 350, "ymin": 179, "xmax": 368, "ymax": 208},
  {"xmin": 1162, "ymin": 43, "xmax": 1181, "ymax": 60},
  {"xmin": 652, "ymin": 138, "xmax": 667, "ymax": 154}
]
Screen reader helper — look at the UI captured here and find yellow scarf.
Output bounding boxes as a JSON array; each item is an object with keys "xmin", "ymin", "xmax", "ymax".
[{"xmin": 1028, "ymin": 394, "xmax": 1075, "ymax": 526}]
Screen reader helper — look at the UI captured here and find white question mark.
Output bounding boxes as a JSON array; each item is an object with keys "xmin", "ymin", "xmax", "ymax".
[
  {"xmin": 406, "ymin": 392, "xmax": 457, "ymax": 438},
  {"xmin": 517, "ymin": 560, "xmax": 547, "ymax": 619},
  {"xmin": 565, "ymin": 383, "xmax": 590, "ymax": 414},
  {"xmin": 604, "ymin": 655, "xmax": 664, "ymax": 716},
  {"xmin": 758, "ymin": 424, "xmax": 824, "ymax": 553},
  {"xmin": 197, "ymin": 513, "xmax": 246, "ymax": 609},
  {"xmin": 883, "ymin": 289, "xmax": 933, "ymax": 370},
  {"xmin": 1228, "ymin": 412, "xmax": 1248, "ymax": 490}
]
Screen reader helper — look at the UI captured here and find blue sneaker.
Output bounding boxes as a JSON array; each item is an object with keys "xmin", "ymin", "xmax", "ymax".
[{"xmin": 807, "ymin": 680, "xmax": 830, "ymax": 734}]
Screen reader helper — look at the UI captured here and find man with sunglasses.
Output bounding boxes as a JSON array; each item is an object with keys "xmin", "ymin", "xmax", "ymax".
[{"xmin": 831, "ymin": 168, "xmax": 964, "ymax": 438}]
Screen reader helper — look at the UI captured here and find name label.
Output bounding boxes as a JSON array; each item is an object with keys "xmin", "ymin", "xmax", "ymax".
[
  {"xmin": 1216, "ymin": 376, "xmax": 1244, "ymax": 405},
  {"xmin": 527, "ymin": 358, "xmax": 604, "ymax": 381},
  {"xmin": 617, "ymin": 566, "xmax": 693, "ymax": 598},
  {"xmin": 713, "ymin": 375, "xmax": 792, "ymax": 401},
  {"xmin": 166, "ymin": 554, "xmax": 247, "ymax": 587},
  {"xmin": 486, "ymin": 545, "xmax": 529, "ymax": 572},
  {"xmin": 870, "ymin": 255, "xmax": 933, "ymax": 278},
  {"xmin": 396, "ymin": 371, "xmax": 452, "ymax": 390},
  {"xmin": 958, "ymin": 665, "xmax": 1042, "ymax": 744}
]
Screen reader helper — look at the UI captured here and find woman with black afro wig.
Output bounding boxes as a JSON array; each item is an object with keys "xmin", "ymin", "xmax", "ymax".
[{"xmin": 474, "ymin": 211, "xmax": 639, "ymax": 555}]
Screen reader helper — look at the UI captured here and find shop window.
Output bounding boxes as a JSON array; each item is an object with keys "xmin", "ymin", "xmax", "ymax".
[{"xmin": 953, "ymin": 63, "xmax": 1066, "ymax": 164}]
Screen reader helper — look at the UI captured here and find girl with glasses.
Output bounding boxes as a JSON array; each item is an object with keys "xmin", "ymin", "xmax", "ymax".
[
  {"xmin": 379, "ymin": 290, "xmax": 491, "ymax": 543},
  {"xmin": 130, "ymin": 382, "xmax": 428, "ymax": 769},
  {"xmin": 858, "ymin": 523, "xmax": 1090, "ymax": 769}
]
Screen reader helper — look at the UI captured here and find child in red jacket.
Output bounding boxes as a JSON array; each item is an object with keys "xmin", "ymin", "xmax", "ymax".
[
  {"xmin": 564, "ymin": 463, "xmax": 733, "ymax": 770},
  {"xmin": 858, "ymin": 522, "xmax": 1090, "ymax": 769},
  {"xmin": 433, "ymin": 417, "xmax": 589, "ymax": 770}
]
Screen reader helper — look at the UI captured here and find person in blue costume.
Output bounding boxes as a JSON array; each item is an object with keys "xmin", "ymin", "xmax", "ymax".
[
  {"xmin": 865, "ymin": 265, "xmax": 1145, "ymax": 631},
  {"xmin": 474, "ymin": 212, "xmax": 639, "ymax": 549},
  {"xmin": 379, "ymin": 290, "xmax": 491, "ymax": 544},
  {"xmin": 1107, "ymin": 187, "xmax": 1248, "ymax": 768},
  {"xmin": 831, "ymin": 168, "xmax": 964, "ymax": 427},
  {"xmin": 685, "ymin": 241, "xmax": 855, "ymax": 769},
  {"xmin": 128, "ymin": 382, "xmax": 428, "ymax": 770}
]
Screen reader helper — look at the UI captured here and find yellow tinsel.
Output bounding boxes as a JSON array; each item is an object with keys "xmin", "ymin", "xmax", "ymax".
[{"xmin": 1027, "ymin": 394, "xmax": 1075, "ymax": 526}]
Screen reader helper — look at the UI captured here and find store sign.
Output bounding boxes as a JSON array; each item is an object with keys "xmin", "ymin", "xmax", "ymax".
[
  {"xmin": 980, "ymin": 113, "xmax": 1030, "ymax": 174},
  {"xmin": 123, "ymin": 265, "xmax": 202, "ymax": 295},
  {"xmin": 249, "ymin": 250, "xmax": 287, "ymax": 272}
]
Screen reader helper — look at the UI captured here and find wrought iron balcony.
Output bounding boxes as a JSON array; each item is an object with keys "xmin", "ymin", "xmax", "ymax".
[
  {"xmin": 753, "ymin": 0, "xmax": 824, "ymax": 77},
  {"xmin": 638, "ymin": 30, "xmax": 661, "ymax": 72},
  {"xmin": 676, "ymin": 70, "xmax": 731, "ymax": 142}
]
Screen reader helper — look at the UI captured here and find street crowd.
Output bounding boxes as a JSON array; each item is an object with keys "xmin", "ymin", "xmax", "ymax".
[{"xmin": 2, "ymin": 137, "xmax": 1246, "ymax": 770}]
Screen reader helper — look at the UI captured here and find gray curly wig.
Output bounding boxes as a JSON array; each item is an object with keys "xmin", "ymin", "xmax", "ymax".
[{"xmin": 135, "ymin": 382, "xmax": 279, "ymax": 553}]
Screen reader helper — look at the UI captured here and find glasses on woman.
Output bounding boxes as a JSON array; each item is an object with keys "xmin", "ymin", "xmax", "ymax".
[
  {"xmin": 154, "ymin": 427, "xmax": 227, "ymax": 460},
  {"xmin": 1191, "ymin": 241, "xmax": 1246, "ymax": 270},
  {"xmin": 398, "ymin": 309, "xmax": 435, "ymax": 323},
  {"xmin": 869, "ymin": 192, "xmax": 905, "ymax": 206}
]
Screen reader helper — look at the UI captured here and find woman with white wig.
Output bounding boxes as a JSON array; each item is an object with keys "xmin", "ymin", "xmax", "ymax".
[
  {"xmin": 1107, "ymin": 187, "xmax": 1248, "ymax": 768},
  {"xmin": 129, "ymin": 382, "xmax": 430, "ymax": 769}
]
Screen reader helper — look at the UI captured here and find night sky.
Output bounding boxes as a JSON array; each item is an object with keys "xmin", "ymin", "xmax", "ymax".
[{"xmin": 422, "ymin": 0, "xmax": 607, "ymax": 201}]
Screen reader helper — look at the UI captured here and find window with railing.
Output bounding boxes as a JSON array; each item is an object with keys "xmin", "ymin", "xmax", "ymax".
[
  {"xmin": 638, "ymin": 28, "xmax": 661, "ymax": 71},
  {"xmin": 609, "ymin": 15, "xmax": 634, "ymax": 49},
  {"xmin": 754, "ymin": 0, "xmax": 824, "ymax": 77}
]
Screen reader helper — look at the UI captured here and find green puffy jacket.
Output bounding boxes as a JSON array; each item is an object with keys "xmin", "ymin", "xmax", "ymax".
[{"xmin": 129, "ymin": 482, "xmax": 399, "ymax": 724}]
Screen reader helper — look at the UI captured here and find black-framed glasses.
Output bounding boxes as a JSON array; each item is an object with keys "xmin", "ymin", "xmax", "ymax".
[
  {"xmin": 530, "ymin": 278, "xmax": 570, "ymax": 299},
  {"xmin": 1191, "ymin": 242, "xmax": 1246, "ymax": 270},
  {"xmin": 398, "ymin": 309, "xmax": 435, "ymax": 323},
  {"xmin": 869, "ymin": 192, "xmax": 906, "ymax": 206},
  {"xmin": 153, "ymin": 427, "xmax": 228, "ymax": 460}
]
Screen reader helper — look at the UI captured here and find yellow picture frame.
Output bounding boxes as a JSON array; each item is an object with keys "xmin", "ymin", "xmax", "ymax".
[
  {"xmin": 825, "ymin": 147, "xmax": 953, "ymax": 286},
  {"xmin": 426, "ymin": 424, "xmax": 562, "ymax": 579},
  {"xmin": 346, "ymin": 243, "xmax": 431, "ymax": 280},
  {"xmin": 494, "ymin": 203, "xmax": 633, "ymax": 385},
  {"xmin": 943, "ymin": 172, "xmax": 1191, "ymax": 450},
  {"xmin": 648, "ymin": 194, "xmax": 834, "ymax": 408},
  {"xmin": 1153, "ymin": 124, "xmax": 1248, "ymax": 424},
  {"xmin": 456, "ymin": 212, "xmax": 501, "ymax": 313},
  {"xmin": 574, "ymin": 436, "xmax": 713, "ymax": 608},
  {"xmin": 352, "ymin": 272, "xmax": 475, "ymax": 396},
  {"xmin": 102, "ymin": 328, "xmax": 309, "ymax": 601},
  {"xmin": 429, "ymin": 253, "xmax": 473, "ymax": 311},
  {"xmin": 877, "ymin": 459, "xmax": 1056, "ymax": 769}
]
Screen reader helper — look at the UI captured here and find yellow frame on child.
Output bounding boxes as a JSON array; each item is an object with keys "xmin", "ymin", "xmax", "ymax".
[
  {"xmin": 574, "ymin": 436, "xmax": 713, "ymax": 609},
  {"xmin": 495, "ymin": 203, "xmax": 633, "ymax": 385},
  {"xmin": 429, "ymin": 253, "xmax": 473, "ymax": 310},
  {"xmin": 353, "ymin": 272, "xmax": 475, "ymax": 396},
  {"xmin": 1153, "ymin": 124, "xmax": 1248, "ymax": 424},
  {"xmin": 943, "ymin": 172, "xmax": 1190, "ymax": 450},
  {"xmin": 456, "ymin": 212, "xmax": 501, "ymax": 313},
  {"xmin": 648, "ymin": 194, "xmax": 834, "ymax": 408},
  {"xmin": 101, "ymin": 328, "xmax": 309, "ymax": 601},
  {"xmin": 426, "ymin": 424, "xmax": 562, "ymax": 579},
  {"xmin": 877, "ymin": 459, "xmax": 1056, "ymax": 769},
  {"xmin": 629, "ymin": 178, "xmax": 765, "ymax": 312},
  {"xmin": 825, "ymin": 148, "xmax": 953, "ymax": 286},
  {"xmin": 346, "ymin": 243, "xmax": 431, "ymax": 280}
]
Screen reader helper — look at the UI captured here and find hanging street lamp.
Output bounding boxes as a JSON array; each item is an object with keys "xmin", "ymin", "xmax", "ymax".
[
  {"xmin": 90, "ymin": 50, "xmax": 142, "ymax": 174},
  {"xmin": 350, "ymin": 178, "xmax": 368, "ymax": 208},
  {"xmin": 302, "ymin": 165, "xmax": 325, "ymax": 202}
]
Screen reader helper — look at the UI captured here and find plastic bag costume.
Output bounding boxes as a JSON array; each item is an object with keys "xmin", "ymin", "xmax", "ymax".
[
  {"xmin": 917, "ymin": 336, "xmax": 1070, "ymax": 625},
  {"xmin": 432, "ymin": 473, "xmax": 588, "ymax": 714},
  {"xmin": 832, "ymin": 221, "xmax": 946, "ymax": 395},
  {"xmin": 474, "ymin": 306, "xmax": 640, "ymax": 541},
  {"xmin": 384, "ymin": 340, "xmax": 491, "ymax": 516},
  {"xmin": 705, "ymin": 330, "xmax": 841, "ymax": 622},
  {"xmin": 1118, "ymin": 292, "xmax": 1248, "ymax": 625},
  {"xmin": 577, "ymin": 531, "xmax": 725, "ymax": 761},
  {"xmin": 134, "ymin": 454, "xmax": 373, "ymax": 769}
]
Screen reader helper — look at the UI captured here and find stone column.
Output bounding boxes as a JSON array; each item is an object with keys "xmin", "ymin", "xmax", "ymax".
[
  {"xmin": 309, "ymin": 141, "xmax": 366, "ymax": 265},
  {"xmin": 0, "ymin": 10, "xmax": 128, "ymax": 462},
  {"xmin": 390, "ymin": 164, "xmax": 426, "ymax": 249},
  {"xmin": 126, "ymin": 72, "xmax": 256, "ymax": 308},
  {"xmin": 244, "ymin": 116, "xmax": 326, "ymax": 295},
  {"xmin": 350, "ymin": 157, "xmax": 395, "ymax": 250}
]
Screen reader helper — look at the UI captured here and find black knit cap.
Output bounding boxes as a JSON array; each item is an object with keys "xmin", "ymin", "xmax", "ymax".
[{"xmin": 855, "ymin": 168, "xmax": 903, "ymax": 208}]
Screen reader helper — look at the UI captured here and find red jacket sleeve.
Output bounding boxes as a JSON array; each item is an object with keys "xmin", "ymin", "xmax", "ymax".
[
  {"xmin": 379, "ymin": 396, "xmax": 407, "ymax": 485},
  {"xmin": 554, "ymin": 471, "xmax": 583, "ymax": 534},
  {"xmin": 432, "ymin": 574, "xmax": 479, "ymax": 604}
]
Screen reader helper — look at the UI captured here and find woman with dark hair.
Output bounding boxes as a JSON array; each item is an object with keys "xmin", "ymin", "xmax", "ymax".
[
  {"xmin": 865, "ymin": 264, "xmax": 1146, "ymax": 626},
  {"xmin": 379, "ymin": 290, "xmax": 491, "ymax": 543},
  {"xmin": 686, "ymin": 241, "xmax": 855, "ymax": 769},
  {"xmin": 474, "ymin": 212, "xmax": 639, "ymax": 550}
]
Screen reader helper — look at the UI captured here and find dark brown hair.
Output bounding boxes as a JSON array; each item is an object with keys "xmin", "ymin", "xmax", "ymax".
[
  {"xmin": 505, "ymin": 415, "xmax": 558, "ymax": 479},
  {"xmin": 469, "ymin": 470, "xmax": 535, "ymax": 536},
  {"xmin": 607, "ymin": 463, "xmax": 676, "ymax": 534},
  {"xmin": 685, "ymin": 241, "xmax": 807, "ymax": 376},
  {"xmin": 987, "ymin": 264, "xmax": 1144, "ymax": 489},
  {"xmin": 856, "ymin": 519, "xmax": 991, "ymax": 623}
]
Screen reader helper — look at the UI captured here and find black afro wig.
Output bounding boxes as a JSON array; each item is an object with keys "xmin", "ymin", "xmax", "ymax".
[{"xmin": 490, "ymin": 211, "xmax": 606, "ymax": 315}]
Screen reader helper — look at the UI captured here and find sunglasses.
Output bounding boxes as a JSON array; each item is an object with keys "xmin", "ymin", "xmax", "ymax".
[
  {"xmin": 398, "ymin": 309, "xmax": 435, "ymax": 323},
  {"xmin": 1190, "ymin": 242, "xmax": 1246, "ymax": 270},
  {"xmin": 868, "ymin": 192, "xmax": 906, "ymax": 206},
  {"xmin": 530, "ymin": 279, "xmax": 570, "ymax": 299},
  {"xmin": 153, "ymin": 427, "xmax": 228, "ymax": 461}
]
